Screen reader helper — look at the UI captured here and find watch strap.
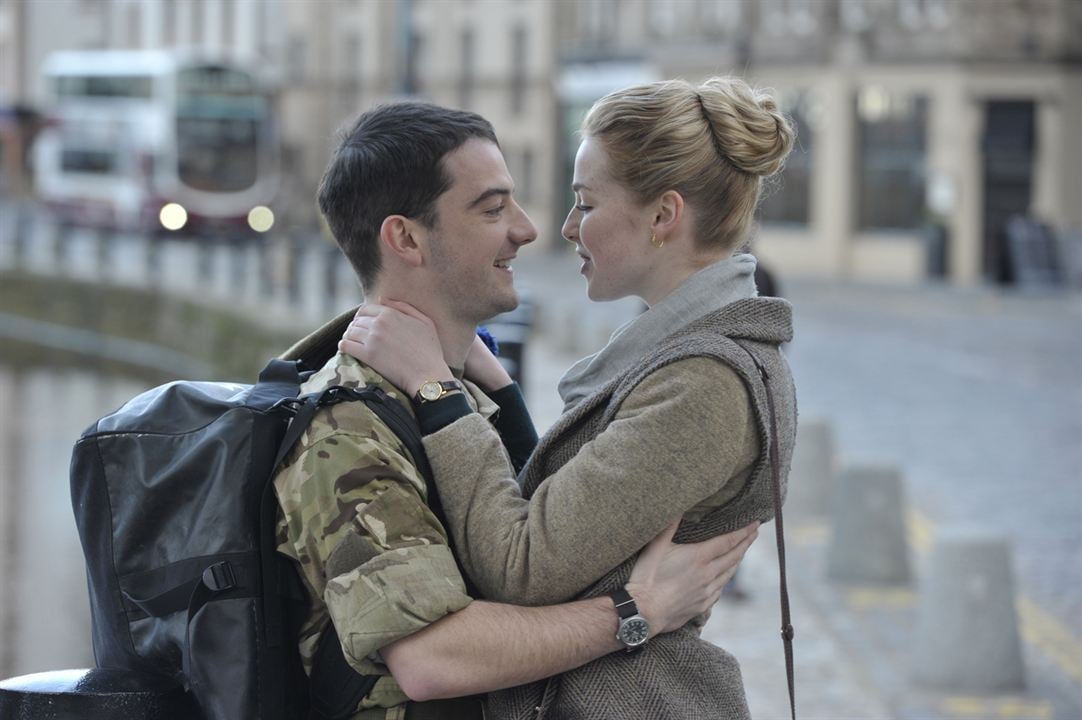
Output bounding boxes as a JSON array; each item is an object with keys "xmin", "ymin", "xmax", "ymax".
[{"xmin": 610, "ymin": 588, "xmax": 638, "ymax": 621}]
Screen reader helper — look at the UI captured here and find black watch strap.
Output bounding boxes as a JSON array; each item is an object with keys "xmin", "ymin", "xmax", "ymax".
[{"xmin": 610, "ymin": 588, "xmax": 638, "ymax": 620}]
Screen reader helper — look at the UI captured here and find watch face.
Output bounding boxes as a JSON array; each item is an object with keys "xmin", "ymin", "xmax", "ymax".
[
  {"xmin": 419, "ymin": 381, "xmax": 442, "ymax": 401},
  {"xmin": 619, "ymin": 617, "xmax": 650, "ymax": 646}
]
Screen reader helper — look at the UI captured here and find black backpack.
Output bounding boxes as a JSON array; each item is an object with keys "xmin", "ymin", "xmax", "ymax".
[{"xmin": 69, "ymin": 332, "xmax": 445, "ymax": 720}]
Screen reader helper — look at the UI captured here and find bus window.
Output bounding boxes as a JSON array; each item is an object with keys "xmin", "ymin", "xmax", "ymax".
[
  {"xmin": 60, "ymin": 147, "xmax": 116, "ymax": 174},
  {"xmin": 176, "ymin": 66, "xmax": 263, "ymax": 193},
  {"xmin": 56, "ymin": 75, "xmax": 153, "ymax": 99}
]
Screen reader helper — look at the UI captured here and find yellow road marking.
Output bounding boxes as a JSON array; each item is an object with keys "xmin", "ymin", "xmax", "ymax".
[
  {"xmin": 941, "ymin": 696, "xmax": 1052, "ymax": 719},
  {"xmin": 845, "ymin": 587, "xmax": 916, "ymax": 609},
  {"xmin": 789, "ymin": 521, "xmax": 829, "ymax": 545}
]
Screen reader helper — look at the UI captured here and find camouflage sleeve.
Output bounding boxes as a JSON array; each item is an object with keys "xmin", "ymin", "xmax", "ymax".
[{"xmin": 277, "ymin": 428, "xmax": 473, "ymax": 670}]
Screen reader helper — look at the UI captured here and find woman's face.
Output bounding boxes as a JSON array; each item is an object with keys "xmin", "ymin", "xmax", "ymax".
[{"xmin": 562, "ymin": 137, "xmax": 656, "ymax": 302}]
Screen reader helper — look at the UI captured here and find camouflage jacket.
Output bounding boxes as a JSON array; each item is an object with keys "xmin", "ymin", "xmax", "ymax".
[{"xmin": 273, "ymin": 353, "xmax": 497, "ymax": 720}]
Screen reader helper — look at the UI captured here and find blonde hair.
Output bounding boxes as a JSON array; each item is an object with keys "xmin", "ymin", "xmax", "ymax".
[{"xmin": 582, "ymin": 76, "xmax": 795, "ymax": 251}]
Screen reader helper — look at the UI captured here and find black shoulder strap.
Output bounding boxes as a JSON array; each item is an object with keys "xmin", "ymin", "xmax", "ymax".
[{"xmin": 297, "ymin": 384, "xmax": 475, "ymax": 720}]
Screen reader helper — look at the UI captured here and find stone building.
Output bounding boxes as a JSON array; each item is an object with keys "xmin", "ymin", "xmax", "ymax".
[
  {"xmin": 3, "ymin": 0, "xmax": 1079, "ymax": 285},
  {"xmin": 554, "ymin": 0, "xmax": 1082, "ymax": 285}
]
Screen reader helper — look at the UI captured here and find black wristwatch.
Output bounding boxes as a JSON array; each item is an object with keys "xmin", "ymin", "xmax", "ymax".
[{"xmin": 610, "ymin": 588, "xmax": 650, "ymax": 652}]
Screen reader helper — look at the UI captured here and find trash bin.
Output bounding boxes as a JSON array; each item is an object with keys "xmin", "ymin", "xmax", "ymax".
[
  {"xmin": 482, "ymin": 297, "xmax": 534, "ymax": 391},
  {"xmin": 0, "ymin": 668, "xmax": 197, "ymax": 720},
  {"xmin": 924, "ymin": 223, "xmax": 949, "ymax": 279}
]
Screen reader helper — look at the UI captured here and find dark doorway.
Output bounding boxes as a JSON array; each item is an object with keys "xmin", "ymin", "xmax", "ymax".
[{"xmin": 981, "ymin": 101, "xmax": 1036, "ymax": 283}]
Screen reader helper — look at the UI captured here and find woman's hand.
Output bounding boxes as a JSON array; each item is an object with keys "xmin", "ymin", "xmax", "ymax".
[
  {"xmin": 338, "ymin": 300, "xmax": 454, "ymax": 396},
  {"xmin": 464, "ymin": 334, "xmax": 514, "ymax": 392},
  {"xmin": 626, "ymin": 520, "xmax": 759, "ymax": 637}
]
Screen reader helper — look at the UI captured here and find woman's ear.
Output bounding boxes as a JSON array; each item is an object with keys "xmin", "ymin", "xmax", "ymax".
[
  {"xmin": 379, "ymin": 215, "xmax": 425, "ymax": 268},
  {"xmin": 652, "ymin": 190, "xmax": 685, "ymax": 241}
]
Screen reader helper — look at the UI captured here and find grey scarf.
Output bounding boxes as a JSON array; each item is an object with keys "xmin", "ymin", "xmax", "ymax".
[{"xmin": 557, "ymin": 253, "xmax": 758, "ymax": 412}]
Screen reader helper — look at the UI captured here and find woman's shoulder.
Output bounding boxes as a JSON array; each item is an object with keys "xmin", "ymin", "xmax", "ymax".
[{"xmin": 622, "ymin": 355, "xmax": 750, "ymax": 417}]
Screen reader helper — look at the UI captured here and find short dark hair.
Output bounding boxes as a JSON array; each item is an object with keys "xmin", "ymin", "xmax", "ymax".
[{"xmin": 317, "ymin": 101, "xmax": 499, "ymax": 291}]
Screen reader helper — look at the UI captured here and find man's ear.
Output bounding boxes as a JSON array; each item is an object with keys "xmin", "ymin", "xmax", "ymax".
[
  {"xmin": 379, "ymin": 215, "xmax": 425, "ymax": 268},
  {"xmin": 652, "ymin": 190, "xmax": 685, "ymax": 242}
]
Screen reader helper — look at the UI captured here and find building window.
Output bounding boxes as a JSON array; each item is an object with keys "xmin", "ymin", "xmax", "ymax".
[
  {"xmin": 520, "ymin": 146, "xmax": 534, "ymax": 204},
  {"xmin": 759, "ymin": 90, "xmax": 815, "ymax": 226},
  {"xmin": 459, "ymin": 28, "xmax": 474, "ymax": 109},
  {"xmin": 855, "ymin": 88, "xmax": 928, "ymax": 230},
  {"xmin": 898, "ymin": 0, "xmax": 953, "ymax": 30},
  {"xmin": 699, "ymin": 0, "xmax": 742, "ymax": 35},
  {"xmin": 510, "ymin": 25, "xmax": 526, "ymax": 116},
  {"xmin": 405, "ymin": 30, "xmax": 423, "ymax": 95},
  {"xmin": 222, "ymin": 0, "xmax": 234, "ymax": 51},
  {"xmin": 762, "ymin": 0, "xmax": 816, "ymax": 35},
  {"xmin": 343, "ymin": 33, "xmax": 362, "ymax": 111},
  {"xmin": 162, "ymin": 0, "xmax": 176, "ymax": 45},
  {"xmin": 192, "ymin": 0, "xmax": 203, "ymax": 49},
  {"xmin": 840, "ymin": 0, "xmax": 872, "ymax": 32},
  {"xmin": 287, "ymin": 36, "xmax": 306, "ymax": 84}
]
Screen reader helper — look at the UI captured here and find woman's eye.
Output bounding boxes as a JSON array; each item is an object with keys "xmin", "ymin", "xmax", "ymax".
[{"xmin": 575, "ymin": 204, "xmax": 592, "ymax": 213}]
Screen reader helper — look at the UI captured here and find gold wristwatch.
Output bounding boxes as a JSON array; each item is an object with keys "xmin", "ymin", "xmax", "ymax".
[{"xmin": 414, "ymin": 380, "xmax": 462, "ymax": 404}]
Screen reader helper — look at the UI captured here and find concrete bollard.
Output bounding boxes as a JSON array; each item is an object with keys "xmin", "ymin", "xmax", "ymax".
[
  {"xmin": 910, "ymin": 529, "xmax": 1026, "ymax": 692},
  {"xmin": 785, "ymin": 418, "xmax": 836, "ymax": 516},
  {"xmin": 826, "ymin": 465, "xmax": 910, "ymax": 585}
]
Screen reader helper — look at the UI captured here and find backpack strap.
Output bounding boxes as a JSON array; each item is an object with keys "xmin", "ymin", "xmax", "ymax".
[{"xmin": 291, "ymin": 383, "xmax": 470, "ymax": 720}]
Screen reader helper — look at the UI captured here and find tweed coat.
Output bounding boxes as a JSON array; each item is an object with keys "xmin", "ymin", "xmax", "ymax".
[{"xmin": 423, "ymin": 297, "xmax": 797, "ymax": 719}]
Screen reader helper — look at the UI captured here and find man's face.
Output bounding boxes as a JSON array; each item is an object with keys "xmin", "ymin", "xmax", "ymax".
[{"xmin": 423, "ymin": 138, "xmax": 537, "ymax": 323}]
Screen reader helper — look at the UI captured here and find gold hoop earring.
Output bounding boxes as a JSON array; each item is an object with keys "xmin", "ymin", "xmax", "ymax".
[{"xmin": 650, "ymin": 231, "xmax": 664, "ymax": 249}]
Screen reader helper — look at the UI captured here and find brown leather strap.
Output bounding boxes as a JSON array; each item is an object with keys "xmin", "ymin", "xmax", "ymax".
[{"xmin": 741, "ymin": 344, "xmax": 796, "ymax": 720}]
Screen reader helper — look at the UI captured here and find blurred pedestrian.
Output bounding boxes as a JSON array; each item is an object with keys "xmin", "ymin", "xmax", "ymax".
[{"xmin": 343, "ymin": 76, "xmax": 797, "ymax": 719}]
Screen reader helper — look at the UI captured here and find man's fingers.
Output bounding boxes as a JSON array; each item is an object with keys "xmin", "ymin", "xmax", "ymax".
[
  {"xmin": 649, "ymin": 519, "xmax": 681, "ymax": 548},
  {"xmin": 703, "ymin": 522, "xmax": 759, "ymax": 561}
]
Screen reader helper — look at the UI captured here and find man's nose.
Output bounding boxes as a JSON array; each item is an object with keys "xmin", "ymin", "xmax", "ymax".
[{"xmin": 511, "ymin": 207, "xmax": 538, "ymax": 246}]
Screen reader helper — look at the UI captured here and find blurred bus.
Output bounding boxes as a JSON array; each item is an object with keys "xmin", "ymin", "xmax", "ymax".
[{"xmin": 33, "ymin": 50, "xmax": 278, "ymax": 236}]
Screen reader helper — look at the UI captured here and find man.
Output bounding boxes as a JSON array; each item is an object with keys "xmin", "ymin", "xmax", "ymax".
[{"xmin": 274, "ymin": 101, "xmax": 756, "ymax": 719}]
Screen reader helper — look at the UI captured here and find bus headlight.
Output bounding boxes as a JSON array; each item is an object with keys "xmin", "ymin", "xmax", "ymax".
[
  {"xmin": 248, "ymin": 206, "xmax": 274, "ymax": 233},
  {"xmin": 160, "ymin": 203, "xmax": 188, "ymax": 231}
]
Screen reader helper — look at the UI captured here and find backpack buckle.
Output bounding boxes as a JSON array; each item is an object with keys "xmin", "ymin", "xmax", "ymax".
[
  {"xmin": 270, "ymin": 397, "xmax": 304, "ymax": 417},
  {"xmin": 202, "ymin": 562, "xmax": 237, "ymax": 592}
]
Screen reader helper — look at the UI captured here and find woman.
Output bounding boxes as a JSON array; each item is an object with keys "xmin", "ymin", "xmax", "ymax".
[{"xmin": 342, "ymin": 77, "xmax": 797, "ymax": 719}]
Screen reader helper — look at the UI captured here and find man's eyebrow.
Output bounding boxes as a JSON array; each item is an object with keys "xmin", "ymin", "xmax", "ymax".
[{"xmin": 468, "ymin": 187, "xmax": 512, "ymax": 209}]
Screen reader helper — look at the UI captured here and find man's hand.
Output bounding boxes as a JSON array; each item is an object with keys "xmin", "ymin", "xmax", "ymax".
[
  {"xmin": 339, "ymin": 300, "xmax": 453, "ymax": 396},
  {"xmin": 627, "ymin": 521, "xmax": 759, "ymax": 637}
]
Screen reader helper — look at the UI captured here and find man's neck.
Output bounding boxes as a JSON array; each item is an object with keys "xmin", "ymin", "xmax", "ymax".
[{"xmin": 368, "ymin": 283, "xmax": 475, "ymax": 371}]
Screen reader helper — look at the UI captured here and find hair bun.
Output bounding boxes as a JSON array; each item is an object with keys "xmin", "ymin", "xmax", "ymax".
[{"xmin": 696, "ymin": 77, "xmax": 795, "ymax": 178}]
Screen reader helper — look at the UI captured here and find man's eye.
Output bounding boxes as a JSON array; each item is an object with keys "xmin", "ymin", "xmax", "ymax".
[{"xmin": 485, "ymin": 204, "xmax": 506, "ymax": 216}]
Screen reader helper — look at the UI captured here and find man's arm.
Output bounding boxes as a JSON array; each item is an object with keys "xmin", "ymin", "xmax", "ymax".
[{"xmin": 383, "ymin": 520, "xmax": 758, "ymax": 701}]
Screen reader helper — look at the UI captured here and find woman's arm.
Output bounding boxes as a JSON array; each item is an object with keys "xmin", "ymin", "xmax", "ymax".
[
  {"xmin": 424, "ymin": 357, "xmax": 758, "ymax": 606},
  {"xmin": 338, "ymin": 304, "xmax": 757, "ymax": 605}
]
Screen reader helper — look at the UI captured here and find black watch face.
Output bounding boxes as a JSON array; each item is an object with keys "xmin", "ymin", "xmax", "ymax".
[{"xmin": 620, "ymin": 617, "xmax": 650, "ymax": 646}]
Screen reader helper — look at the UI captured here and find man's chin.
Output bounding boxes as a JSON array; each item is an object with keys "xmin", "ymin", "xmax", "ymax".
[{"xmin": 479, "ymin": 293, "xmax": 519, "ymax": 321}]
